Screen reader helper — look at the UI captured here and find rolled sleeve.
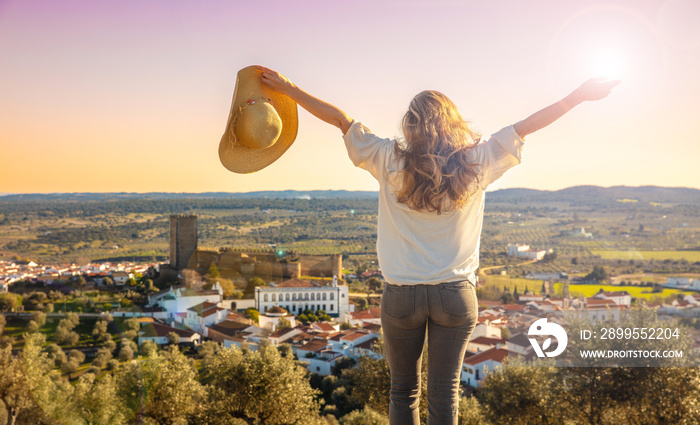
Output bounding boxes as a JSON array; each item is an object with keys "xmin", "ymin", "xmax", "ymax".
[
  {"xmin": 477, "ymin": 125, "xmax": 525, "ymax": 189},
  {"xmin": 343, "ymin": 120, "xmax": 394, "ymax": 180}
]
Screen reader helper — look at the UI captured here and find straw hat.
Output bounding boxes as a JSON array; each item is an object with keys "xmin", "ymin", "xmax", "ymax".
[{"xmin": 218, "ymin": 66, "xmax": 298, "ymax": 173}]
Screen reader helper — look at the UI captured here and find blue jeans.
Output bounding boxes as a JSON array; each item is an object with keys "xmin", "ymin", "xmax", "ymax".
[{"xmin": 381, "ymin": 280, "xmax": 478, "ymax": 425}]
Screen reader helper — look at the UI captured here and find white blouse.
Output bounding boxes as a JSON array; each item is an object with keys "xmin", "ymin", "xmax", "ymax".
[{"xmin": 342, "ymin": 120, "xmax": 525, "ymax": 286}]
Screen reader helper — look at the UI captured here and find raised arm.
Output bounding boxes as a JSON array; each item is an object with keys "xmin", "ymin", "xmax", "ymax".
[
  {"xmin": 257, "ymin": 66, "xmax": 353, "ymax": 135},
  {"xmin": 513, "ymin": 78, "xmax": 620, "ymax": 138}
]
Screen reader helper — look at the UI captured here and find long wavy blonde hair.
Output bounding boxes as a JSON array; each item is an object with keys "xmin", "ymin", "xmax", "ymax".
[{"xmin": 394, "ymin": 90, "xmax": 481, "ymax": 214}]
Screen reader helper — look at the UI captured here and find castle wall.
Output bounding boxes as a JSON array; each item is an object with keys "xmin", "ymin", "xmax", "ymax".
[{"xmin": 172, "ymin": 222, "xmax": 342, "ymax": 283}]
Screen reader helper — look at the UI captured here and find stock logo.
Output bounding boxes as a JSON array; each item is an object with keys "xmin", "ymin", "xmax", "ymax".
[{"xmin": 528, "ymin": 318, "xmax": 568, "ymax": 358}]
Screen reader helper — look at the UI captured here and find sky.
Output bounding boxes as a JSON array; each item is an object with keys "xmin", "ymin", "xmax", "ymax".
[{"xmin": 1, "ymin": 0, "xmax": 699, "ymax": 194}]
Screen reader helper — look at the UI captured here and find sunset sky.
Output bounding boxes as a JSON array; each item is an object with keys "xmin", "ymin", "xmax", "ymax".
[{"xmin": 1, "ymin": 0, "xmax": 699, "ymax": 194}]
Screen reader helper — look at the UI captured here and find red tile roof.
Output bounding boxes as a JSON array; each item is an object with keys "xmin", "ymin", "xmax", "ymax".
[
  {"xmin": 298, "ymin": 339, "xmax": 329, "ymax": 352},
  {"xmin": 314, "ymin": 322, "xmax": 336, "ymax": 332},
  {"xmin": 341, "ymin": 331, "xmax": 370, "ymax": 342},
  {"xmin": 356, "ymin": 337, "xmax": 378, "ymax": 350},
  {"xmin": 269, "ymin": 327, "xmax": 296, "ymax": 338},
  {"xmin": 463, "ymin": 347, "xmax": 514, "ymax": 366},
  {"xmin": 351, "ymin": 307, "xmax": 381, "ymax": 320},
  {"xmin": 208, "ymin": 320, "xmax": 250, "ymax": 337},
  {"xmin": 362, "ymin": 323, "xmax": 382, "ymax": 332},
  {"xmin": 202, "ymin": 307, "xmax": 226, "ymax": 318},
  {"xmin": 470, "ymin": 336, "xmax": 507, "ymax": 346},
  {"xmin": 140, "ymin": 323, "xmax": 197, "ymax": 339}
]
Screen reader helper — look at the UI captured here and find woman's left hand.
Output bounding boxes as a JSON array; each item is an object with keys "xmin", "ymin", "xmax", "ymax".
[{"xmin": 257, "ymin": 65, "xmax": 295, "ymax": 95}]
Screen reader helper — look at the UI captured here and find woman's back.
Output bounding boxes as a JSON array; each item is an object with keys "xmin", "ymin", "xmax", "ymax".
[{"xmin": 343, "ymin": 119, "xmax": 525, "ymax": 286}]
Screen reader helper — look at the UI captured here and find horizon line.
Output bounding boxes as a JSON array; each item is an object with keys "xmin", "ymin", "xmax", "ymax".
[{"xmin": 2, "ymin": 184, "xmax": 700, "ymax": 197}]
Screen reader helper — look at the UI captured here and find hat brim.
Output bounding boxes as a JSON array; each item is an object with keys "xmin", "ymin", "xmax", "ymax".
[{"xmin": 218, "ymin": 66, "xmax": 299, "ymax": 174}]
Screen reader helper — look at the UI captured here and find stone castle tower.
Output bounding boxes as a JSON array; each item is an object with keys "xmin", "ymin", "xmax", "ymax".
[{"xmin": 169, "ymin": 215, "xmax": 197, "ymax": 271}]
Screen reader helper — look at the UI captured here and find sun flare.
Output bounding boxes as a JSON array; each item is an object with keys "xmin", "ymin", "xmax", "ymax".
[{"xmin": 590, "ymin": 48, "xmax": 625, "ymax": 79}]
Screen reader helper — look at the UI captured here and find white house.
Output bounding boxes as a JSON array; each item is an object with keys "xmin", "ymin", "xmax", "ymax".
[
  {"xmin": 565, "ymin": 298, "xmax": 624, "ymax": 322},
  {"xmin": 296, "ymin": 338, "xmax": 330, "ymax": 359},
  {"xmin": 506, "ymin": 333, "xmax": 534, "ymax": 356},
  {"xmin": 137, "ymin": 322, "xmax": 201, "ymax": 346},
  {"xmin": 255, "ymin": 277, "xmax": 351, "ymax": 317},
  {"xmin": 110, "ymin": 271, "xmax": 133, "ymax": 286},
  {"xmin": 467, "ymin": 336, "xmax": 508, "ymax": 354},
  {"xmin": 258, "ymin": 306, "xmax": 297, "ymax": 331},
  {"xmin": 593, "ymin": 290, "xmax": 631, "ymax": 306},
  {"xmin": 507, "ymin": 244, "xmax": 547, "ymax": 261},
  {"xmin": 346, "ymin": 307, "xmax": 380, "ymax": 327},
  {"xmin": 303, "ymin": 350, "xmax": 345, "ymax": 376},
  {"xmin": 147, "ymin": 283, "xmax": 224, "ymax": 320},
  {"xmin": 328, "ymin": 329, "xmax": 378, "ymax": 354},
  {"xmin": 462, "ymin": 346, "xmax": 518, "ymax": 388},
  {"xmin": 268, "ymin": 327, "xmax": 303, "ymax": 346},
  {"xmin": 184, "ymin": 301, "xmax": 229, "ymax": 337},
  {"xmin": 666, "ymin": 277, "xmax": 700, "ymax": 291},
  {"xmin": 524, "ymin": 272, "xmax": 568, "ymax": 281},
  {"xmin": 526, "ymin": 300, "xmax": 559, "ymax": 312},
  {"xmin": 469, "ymin": 321, "xmax": 503, "ymax": 340}
]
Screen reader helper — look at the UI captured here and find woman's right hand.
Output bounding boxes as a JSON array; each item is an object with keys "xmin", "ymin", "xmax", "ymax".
[
  {"xmin": 257, "ymin": 65, "xmax": 295, "ymax": 95},
  {"xmin": 569, "ymin": 78, "xmax": 621, "ymax": 103}
]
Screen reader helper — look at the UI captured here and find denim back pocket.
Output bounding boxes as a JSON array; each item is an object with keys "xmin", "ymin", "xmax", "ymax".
[
  {"xmin": 382, "ymin": 284, "xmax": 415, "ymax": 319},
  {"xmin": 438, "ymin": 281, "xmax": 476, "ymax": 316}
]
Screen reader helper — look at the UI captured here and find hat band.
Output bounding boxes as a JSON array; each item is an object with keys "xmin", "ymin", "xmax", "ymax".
[{"xmin": 226, "ymin": 97, "xmax": 274, "ymax": 152}]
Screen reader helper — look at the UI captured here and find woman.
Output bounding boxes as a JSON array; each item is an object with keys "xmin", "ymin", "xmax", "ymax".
[{"xmin": 258, "ymin": 65, "xmax": 618, "ymax": 424}]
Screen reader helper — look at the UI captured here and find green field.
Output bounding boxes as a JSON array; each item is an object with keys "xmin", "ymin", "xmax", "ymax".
[
  {"xmin": 591, "ymin": 250, "xmax": 700, "ymax": 262},
  {"xmin": 480, "ymin": 274, "xmax": 694, "ymax": 301},
  {"xmin": 554, "ymin": 283, "xmax": 695, "ymax": 300},
  {"xmin": 481, "ymin": 275, "xmax": 547, "ymax": 293}
]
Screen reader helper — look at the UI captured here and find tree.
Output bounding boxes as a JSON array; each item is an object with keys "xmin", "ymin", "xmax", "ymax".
[
  {"xmin": 244, "ymin": 277, "xmax": 266, "ymax": 297},
  {"xmin": 207, "ymin": 263, "xmax": 221, "ymax": 279},
  {"xmin": 119, "ymin": 339, "xmax": 136, "ymax": 362},
  {"xmin": 71, "ymin": 373, "xmax": 125, "ymax": 425},
  {"xmin": 203, "ymin": 342, "xmax": 321, "ymax": 424},
  {"xmin": 92, "ymin": 318, "xmax": 110, "ymax": 343},
  {"xmin": 0, "ymin": 344, "xmax": 34, "ymax": 425},
  {"xmin": 458, "ymin": 396, "xmax": 486, "ymax": 425},
  {"xmin": 477, "ymin": 356, "xmax": 561, "ymax": 425},
  {"xmin": 246, "ymin": 308, "xmax": 260, "ymax": 324},
  {"xmin": 116, "ymin": 345, "xmax": 205, "ymax": 424},
  {"xmin": 276, "ymin": 317, "xmax": 291, "ymax": 330},
  {"xmin": 541, "ymin": 252, "xmax": 557, "ymax": 263},
  {"xmin": 356, "ymin": 297, "xmax": 368, "ymax": 311},
  {"xmin": 45, "ymin": 343, "xmax": 68, "ymax": 368},
  {"xmin": 0, "ymin": 294, "xmax": 22, "ymax": 312},
  {"xmin": 166, "ymin": 332, "xmax": 180, "ymax": 346},
  {"xmin": 16, "ymin": 333, "xmax": 75, "ymax": 424},
  {"xmin": 0, "ymin": 315, "xmax": 5, "ymax": 336},
  {"xmin": 75, "ymin": 275, "xmax": 87, "ymax": 289},
  {"xmin": 31, "ymin": 311, "xmax": 46, "ymax": 328},
  {"xmin": 92, "ymin": 347, "xmax": 113, "ymax": 369},
  {"xmin": 197, "ymin": 340, "xmax": 221, "ymax": 362},
  {"xmin": 339, "ymin": 406, "xmax": 389, "ymax": 425},
  {"xmin": 138, "ymin": 340, "xmax": 158, "ymax": 357},
  {"xmin": 366, "ymin": 277, "xmax": 383, "ymax": 292},
  {"xmin": 585, "ymin": 265, "xmax": 607, "ymax": 283},
  {"xmin": 122, "ymin": 317, "xmax": 141, "ymax": 341}
]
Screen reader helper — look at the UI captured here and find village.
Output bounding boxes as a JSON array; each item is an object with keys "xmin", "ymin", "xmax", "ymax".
[{"xmin": 2, "ymin": 216, "xmax": 699, "ymax": 390}]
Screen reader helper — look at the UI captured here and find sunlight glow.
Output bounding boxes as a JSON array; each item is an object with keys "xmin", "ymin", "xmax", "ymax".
[{"xmin": 590, "ymin": 48, "xmax": 625, "ymax": 79}]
